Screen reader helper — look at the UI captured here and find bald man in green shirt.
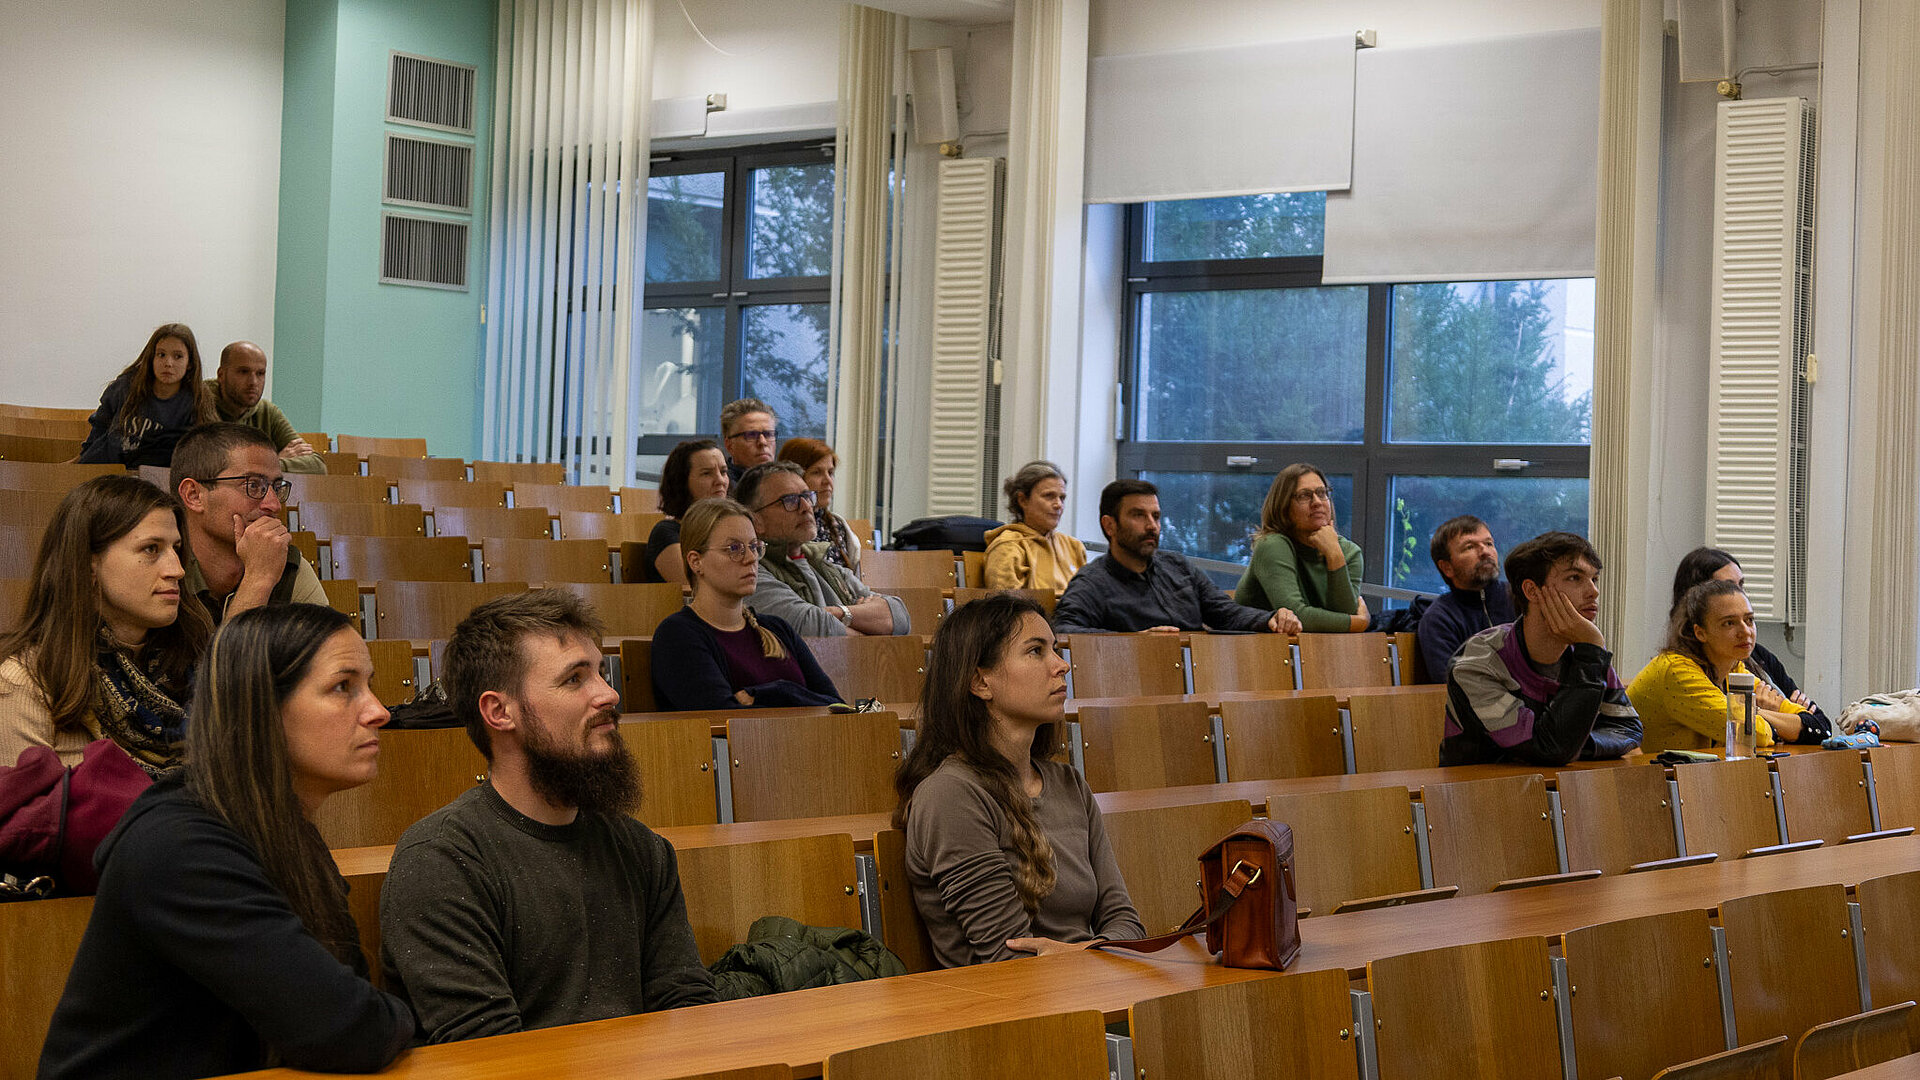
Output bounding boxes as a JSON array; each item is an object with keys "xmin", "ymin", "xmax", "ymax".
[{"xmin": 207, "ymin": 341, "xmax": 325, "ymax": 474}]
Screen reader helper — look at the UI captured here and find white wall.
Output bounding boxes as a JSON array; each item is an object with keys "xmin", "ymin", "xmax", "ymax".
[
  {"xmin": 652, "ymin": 0, "xmax": 841, "ymax": 109},
  {"xmin": 1090, "ymin": 0, "xmax": 1601, "ymax": 55},
  {"xmin": 0, "ymin": 0, "xmax": 285, "ymax": 408}
]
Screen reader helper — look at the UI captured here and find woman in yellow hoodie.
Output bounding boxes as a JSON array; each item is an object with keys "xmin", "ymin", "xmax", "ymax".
[
  {"xmin": 982, "ymin": 461, "xmax": 1087, "ymax": 591},
  {"xmin": 1627, "ymin": 578, "xmax": 1806, "ymax": 752}
]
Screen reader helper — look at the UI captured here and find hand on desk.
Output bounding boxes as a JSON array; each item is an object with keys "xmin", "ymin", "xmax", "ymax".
[{"xmin": 1005, "ymin": 936, "xmax": 1095, "ymax": 957}]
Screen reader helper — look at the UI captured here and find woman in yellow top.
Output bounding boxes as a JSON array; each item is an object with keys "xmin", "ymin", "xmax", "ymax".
[
  {"xmin": 982, "ymin": 461, "xmax": 1087, "ymax": 591},
  {"xmin": 1627, "ymin": 579, "xmax": 1806, "ymax": 752}
]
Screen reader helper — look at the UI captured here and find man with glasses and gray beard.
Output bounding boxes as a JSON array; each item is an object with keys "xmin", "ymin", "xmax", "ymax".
[
  {"xmin": 380, "ymin": 591, "xmax": 717, "ymax": 1042},
  {"xmin": 736, "ymin": 462, "xmax": 908, "ymax": 637}
]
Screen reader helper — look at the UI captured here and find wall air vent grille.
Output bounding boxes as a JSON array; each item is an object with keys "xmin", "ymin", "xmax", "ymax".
[
  {"xmin": 387, "ymin": 52, "xmax": 477, "ymax": 134},
  {"xmin": 380, "ymin": 213, "xmax": 468, "ymax": 291},
  {"xmin": 384, "ymin": 134, "xmax": 473, "ymax": 212}
]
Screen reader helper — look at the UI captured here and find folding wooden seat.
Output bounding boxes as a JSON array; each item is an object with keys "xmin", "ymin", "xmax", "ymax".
[
  {"xmin": 1366, "ymin": 935, "xmax": 1562, "ymax": 1079},
  {"xmin": 1100, "ymin": 798, "xmax": 1252, "ymax": 931},
  {"xmin": 289, "ymin": 473, "xmax": 394, "ymax": 505},
  {"xmin": 1557, "ymin": 762, "xmax": 1716, "ymax": 875},
  {"xmin": 1868, "ymin": 743, "xmax": 1920, "ymax": 831},
  {"xmin": 0, "ymin": 895, "xmax": 95, "ymax": 1080},
  {"xmin": 822, "ymin": 1012, "xmax": 1108, "ymax": 1080},
  {"xmin": 949, "ymin": 587, "xmax": 1058, "ymax": 615},
  {"xmin": 0, "ymin": 431, "xmax": 83, "ymax": 462},
  {"xmin": 319, "ymin": 578, "xmax": 364, "ymax": 634},
  {"xmin": 314, "ymin": 451, "xmax": 363, "ymax": 475},
  {"xmin": 311, "ymin": 726, "xmax": 488, "ymax": 847},
  {"xmin": 1295, "ymin": 631, "xmax": 1395, "ymax": 689},
  {"xmin": 0, "ymin": 488, "xmax": 67, "ymax": 531},
  {"xmin": 331, "ymin": 536, "xmax": 473, "ymax": 583},
  {"xmin": 512, "ymin": 481, "xmax": 614, "ymax": 514},
  {"xmin": 1792, "ymin": 1002, "xmax": 1914, "ymax": 1080},
  {"xmin": 1422, "ymin": 772, "xmax": 1599, "ymax": 896},
  {"xmin": 1718, "ymin": 885, "xmax": 1864, "ymax": 1047},
  {"xmin": 550, "ymin": 581, "xmax": 684, "ymax": 638},
  {"xmin": 1349, "ymin": 687, "xmax": 1449, "ymax": 772},
  {"xmin": 335, "ymin": 434, "xmax": 427, "ymax": 458},
  {"xmin": 1648, "ymin": 1039, "xmax": 1789, "ymax": 1080},
  {"xmin": 619, "ymin": 638, "xmax": 655, "ymax": 712},
  {"xmin": 0, "ymin": 577, "xmax": 30, "ymax": 633},
  {"xmin": 1187, "ymin": 632, "xmax": 1296, "ymax": 694},
  {"xmin": 430, "ymin": 504, "xmax": 554, "ymax": 541},
  {"xmin": 1562, "ymin": 908, "xmax": 1728, "ymax": 1080},
  {"xmin": 365, "ymin": 454, "xmax": 466, "ymax": 481},
  {"xmin": 843, "ymin": 517, "xmax": 876, "ymax": 550},
  {"xmin": 0, "ymin": 403, "xmax": 92, "ymax": 421},
  {"xmin": 372, "ymin": 580, "xmax": 527, "ymax": 640},
  {"xmin": 396, "ymin": 477, "xmax": 507, "ymax": 510},
  {"xmin": 888, "ymin": 586, "xmax": 948, "ymax": 637},
  {"xmin": 1856, "ymin": 870, "xmax": 1920, "ymax": 1011},
  {"xmin": 479, "ymin": 537, "xmax": 611, "ymax": 584},
  {"xmin": 675, "ymin": 834, "xmax": 863, "ymax": 965},
  {"xmin": 960, "ymin": 549, "xmax": 984, "ymax": 588},
  {"xmin": 724, "ymin": 711, "xmax": 902, "ymax": 822},
  {"xmin": 287, "ymin": 530, "xmax": 320, "ymax": 569},
  {"xmin": 558, "ymin": 509, "xmax": 661, "ymax": 544},
  {"xmin": 0, "ymin": 460, "xmax": 120, "ymax": 491},
  {"xmin": 1392, "ymin": 630, "xmax": 1421, "ymax": 684},
  {"xmin": 870, "ymin": 828, "xmax": 938, "ymax": 974},
  {"xmin": 363, "ymin": 638, "xmax": 419, "ymax": 706},
  {"xmin": 1674, "ymin": 758, "xmax": 1819, "ymax": 859},
  {"xmin": 616, "ymin": 716, "xmax": 719, "ymax": 827},
  {"xmin": 801, "ymin": 635, "xmax": 925, "ymax": 705},
  {"xmin": 0, "ymin": 525, "xmax": 39, "ymax": 578},
  {"xmin": 858, "ymin": 549, "xmax": 957, "ymax": 590},
  {"xmin": 294, "ymin": 500, "xmax": 426, "ymax": 539},
  {"xmin": 1217, "ymin": 695, "xmax": 1345, "ymax": 781},
  {"xmin": 1064, "ymin": 632, "xmax": 1185, "ymax": 699},
  {"xmin": 1127, "ymin": 970, "xmax": 1357, "ymax": 1080},
  {"xmin": 0, "ymin": 413, "xmax": 89, "ymax": 440},
  {"xmin": 619, "ymin": 540, "xmax": 659, "ymax": 585},
  {"xmin": 1264, "ymin": 785, "xmax": 1452, "ymax": 916},
  {"xmin": 1775, "ymin": 749, "xmax": 1912, "ymax": 845},
  {"xmin": 472, "ymin": 460, "xmax": 565, "ymax": 485},
  {"xmin": 1073, "ymin": 700, "xmax": 1216, "ymax": 793},
  {"xmin": 617, "ymin": 485, "xmax": 662, "ymax": 514}
]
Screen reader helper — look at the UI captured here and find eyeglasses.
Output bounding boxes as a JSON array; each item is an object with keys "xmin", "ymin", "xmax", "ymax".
[
  {"xmin": 702, "ymin": 539, "xmax": 767, "ymax": 564},
  {"xmin": 1291, "ymin": 488, "xmax": 1332, "ymax": 505},
  {"xmin": 729, "ymin": 429, "xmax": 777, "ymax": 443},
  {"xmin": 755, "ymin": 489, "xmax": 817, "ymax": 514},
  {"xmin": 205, "ymin": 474, "xmax": 293, "ymax": 501}
]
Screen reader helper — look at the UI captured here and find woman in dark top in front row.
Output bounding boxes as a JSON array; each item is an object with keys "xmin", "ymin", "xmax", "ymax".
[
  {"xmin": 637, "ymin": 438, "xmax": 732, "ymax": 586},
  {"xmin": 650, "ymin": 497, "xmax": 841, "ymax": 710},
  {"xmin": 39, "ymin": 605, "xmax": 411, "ymax": 1079}
]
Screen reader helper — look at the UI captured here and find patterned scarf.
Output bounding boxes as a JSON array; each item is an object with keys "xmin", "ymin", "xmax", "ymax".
[{"xmin": 94, "ymin": 633, "xmax": 188, "ymax": 771}]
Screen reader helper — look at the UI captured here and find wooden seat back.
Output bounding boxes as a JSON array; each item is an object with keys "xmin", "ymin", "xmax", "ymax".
[
  {"xmin": 617, "ymin": 716, "xmax": 719, "ymax": 827},
  {"xmin": 0, "ymin": 403, "xmax": 92, "ymax": 421},
  {"xmin": 336, "ymin": 434, "xmax": 427, "ymax": 458},
  {"xmin": 1793, "ymin": 1002, "xmax": 1915, "ymax": 1080},
  {"xmin": 315, "ymin": 451, "xmax": 364, "ymax": 475},
  {"xmin": 332, "ymin": 536, "xmax": 473, "ymax": 583},
  {"xmin": 1649, "ymin": 1038, "xmax": 1790, "ymax": 1080},
  {"xmin": 480, "ymin": 537, "xmax": 612, "ymax": 584},
  {"xmin": 1074, "ymin": 700, "xmax": 1216, "ymax": 793},
  {"xmin": 512, "ymin": 481, "xmax": 614, "ymax": 514},
  {"xmin": 558, "ymin": 509, "xmax": 661, "ymax": 544},
  {"xmin": 1265, "ymin": 785, "xmax": 1426, "ymax": 916},
  {"xmin": 1295, "ymin": 631, "xmax": 1395, "ymax": 689},
  {"xmin": 822, "ymin": 1011, "xmax": 1109, "ymax": 1080},
  {"xmin": 1857, "ymin": 870, "xmax": 1920, "ymax": 1012},
  {"xmin": 431, "ymin": 505, "xmax": 554, "ymax": 541},
  {"xmin": 396, "ymin": 478, "xmax": 507, "ymax": 510},
  {"xmin": 295, "ymin": 500, "xmax": 426, "ymax": 539},
  {"xmin": 803, "ymin": 636, "xmax": 926, "ymax": 704},
  {"xmin": 319, "ymin": 578, "xmax": 364, "ymax": 634},
  {"xmin": 618, "ymin": 486, "xmax": 661, "ymax": 515},
  {"xmin": 1218, "ymin": 696, "xmax": 1345, "ymax": 781},
  {"xmin": 843, "ymin": 518, "xmax": 876, "ymax": 549},
  {"xmin": 888, "ymin": 586, "xmax": 948, "ymax": 637},
  {"xmin": 366, "ymin": 454, "xmax": 466, "ymax": 481},
  {"xmin": 870, "ymin": 828, "xmax": 938, "ymax": 974},
  {"xmin": 960, "ymin": 549, "xmax": 985, "ymax": 588},
  {"xmin": 950, "ymin": 587, "xmax": 1058, "ymax": 615},
  {"xmin": 0, "ymin": 413, "xmax": 89, "ymax": 440},
  {"xmin": 1558, "ymin": 763, "xmax": 1692, "ymax": 875},
  {"xmin": 312, "ymin": 726, "xmax": 488, "ymax": 848},
  {"xmin": 675, "ymin": 834, "xmax": 863, "ymax": 965},
  {"xmin": 1869, "ymin": 744, "xmax": 1920, "ymax": 830},
  {"xmin": 620, "ymin": 638, "xmax": 656, "ymax": 712},
  {"xmin": 1127, "ymin": 969, "xmax": 1357, "ymax": 1080},
  {"xmin": 1349, "ymin": 688, "xmax": 1448, "ymax": 773},
  {"xmin": 372, "ymin": 580, "xmax": 527, "ymax": 639},
  {"xmin": 1676, "ymin": 758, "xmax": 1786, "ymax": 858},
  {"xmin": 1718, "ymin": 884, "xmax": 1860, "ymax": 1045},
  {"xmin": 297, "ymin": 432, "xmax": 331, "ymax": 451},
  {"xmin": 549, "ymin": 581, "xmax": 683, "ymax": 638},
  {"xmin": 0, "ymin": 578, "xmax": 29, "ymax": 634},
  {"xmin": 363, "ymin": 638, "xmax": 418, "ymax": 706},
  {"xmin": 0, "ymin": 895, "xmax": 94, "ymax": 1080},
  {"xmin": 1776, "ymin": 750, "xmax": 1879, "ymax": 845},
  {"xmin": 1561, "ymin": 908, "xmax": 1726, "ymax": 1080},
  {"xmin": 0, "ymin": 432, "xmax": 83, "ymax": 462},
  {"xmin": 725, "ymin": 712, "xmax": 902, "ymax": 821},
  {"xmin": 1422, "ymin": 772, "xmax": 1563, "ymax": 895},
  {"xmin": 1366, "ymin": 935, "xmax": 1562, "ymax": 1079},
  {"xmin": 0, "ymin": 489, "xmax": 67, "ymax": 532},
  {"xmin": 472, "ymin": 460, "xmax": 565, "ymax": 485},
  {"xmin": 1101, "ymin": 799, "xmax": 1253, "ymax": 932},
  {"xmin": 1187, "ymin": 633, "xmax": 1296, "ymax": 694},
  {"xmin": 1065, "ymin": 632, "xmax": 1185, "ymax": 699},
  {"xmin": 0, "ymin": 460, "xmax": 121, "ymax": 491},
  {"xmin": 858, "ymin": 549, "xmax": 957, "ymax": 590},
  {"xmin": 289, "ymin": 473, "xmax": 394, "ymax": 505},
  {"xmin": 0, "ymin": 526, "xmax": 41, "ymax": 579}
]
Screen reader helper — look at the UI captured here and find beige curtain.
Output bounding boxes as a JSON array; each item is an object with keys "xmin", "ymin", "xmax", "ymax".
[{"xmin": 828, "ymin": 5, "xmax": 902, "ymax": 521}]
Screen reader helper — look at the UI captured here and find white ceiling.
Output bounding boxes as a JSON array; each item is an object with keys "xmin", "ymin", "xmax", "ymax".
[{"xmin": 856, "ymin": 0, "xmax": 1013, "ymax": 26}]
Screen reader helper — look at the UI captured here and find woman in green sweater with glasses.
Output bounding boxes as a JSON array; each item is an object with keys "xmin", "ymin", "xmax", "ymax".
[{"xmin": 1234, "ymin": 463, "xmax": 1369, "ymax": 633}]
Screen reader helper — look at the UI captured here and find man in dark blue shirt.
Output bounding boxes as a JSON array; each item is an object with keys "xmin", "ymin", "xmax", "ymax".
[{"xmin": 1416, "ymin": 514, "xmax": 1516, "ymax": 681}]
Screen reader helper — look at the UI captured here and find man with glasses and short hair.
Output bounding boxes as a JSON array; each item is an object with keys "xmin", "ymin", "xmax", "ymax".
[
  {"xmin": 719, "ymin": 398, "xmax": 778, "ymax": 484},
  {"xmin": 736, "ymin": 462, "xmax": 907, "ymax": 637},
  {"xmin": 168, "ymin": 422, "xmax": 326, "ymax": 623}
]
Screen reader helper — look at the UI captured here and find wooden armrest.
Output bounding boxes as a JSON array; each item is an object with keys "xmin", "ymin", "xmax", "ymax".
[
  {"xmin": 1330, "ymin": 886, "xmax": 1459, "ymax": 914},
  {"xmin": 1741, "ymin": 839, "xmax": 1825, "ymax": 858},
  {"xmin": 1845, "ymin": 827, "xmax": 1916, "ymax": 843},
  {"xmin": 1490, "ymin": 869, "xmax": 1604, "ymax": 892},
  {"xmin": 1624, "ymin": 853, "xmax": 1719, "ymax": 873}
]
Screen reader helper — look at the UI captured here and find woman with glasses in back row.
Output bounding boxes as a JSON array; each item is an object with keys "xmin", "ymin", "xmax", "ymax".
[
  {"xmin": 1235, "ymin": 463, "xmax": 1371, "ymax": 633},
  {"xmin": 649, "ymin": 498, "xmax": 843, "ymax": 711}
]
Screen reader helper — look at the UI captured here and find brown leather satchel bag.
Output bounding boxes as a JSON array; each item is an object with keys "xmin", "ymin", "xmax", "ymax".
[{"xmin": 1095, "ymin": 818, "xmax": 1300, "ymax": 970}]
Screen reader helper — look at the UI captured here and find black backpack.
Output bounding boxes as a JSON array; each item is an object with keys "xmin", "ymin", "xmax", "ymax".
[{"xmin": 887, "ymin": 516, "xmax": 1001, "ymax": 553}]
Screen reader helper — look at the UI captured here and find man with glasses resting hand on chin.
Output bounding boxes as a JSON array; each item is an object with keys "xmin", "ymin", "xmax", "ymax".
[
  {"xmin": 169, "ymin": 423, "xmax": 327, "ymax": 624},
  {"xmin": 737, "ymin": 462, "xmax": 909, "ymax": 637}
]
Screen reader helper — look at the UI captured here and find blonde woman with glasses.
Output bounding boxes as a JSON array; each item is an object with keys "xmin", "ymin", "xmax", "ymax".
[
  {"xmin": 1234, "ymin": 463, "xmax": 1370, "ymax": 633},
  {"xmin": 649, "ymin": 498, "xmax": 842, "ymax": 710}
]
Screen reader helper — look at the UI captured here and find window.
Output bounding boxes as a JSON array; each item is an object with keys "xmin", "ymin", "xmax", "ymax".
[
  {"xmin": 638, "ymin": 144, "xmax": 834, "ymax": 455},
  {"xmin": 1119, "ymin": 195, "xmax": 1592, "ymax": 593}
]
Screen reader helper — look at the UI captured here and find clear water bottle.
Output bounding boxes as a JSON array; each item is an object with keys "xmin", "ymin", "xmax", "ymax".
[{"xmin": 1725, "ymin": 671, "xmax": 1758, "ymax": 760}]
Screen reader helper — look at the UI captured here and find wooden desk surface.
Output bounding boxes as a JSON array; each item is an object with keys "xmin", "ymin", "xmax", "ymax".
[
  {"xmin": 1065, "ymin": 684, "xmax": 1446, "ymax": 716},
  {"xmin": 1832, "ymin": 1052, "xmax": 1920, "ymax": 1078}
]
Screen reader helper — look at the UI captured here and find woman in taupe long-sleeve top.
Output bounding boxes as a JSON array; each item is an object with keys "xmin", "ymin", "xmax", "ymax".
[{"xmin": 893, "ymin": 593, "xmax": 1144, "ymax": 966}]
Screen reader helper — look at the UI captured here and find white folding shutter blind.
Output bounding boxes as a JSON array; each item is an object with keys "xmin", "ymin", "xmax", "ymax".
[{"xmin": 926, "ymin": 157, "xmax": 1001, "ymax": 516}]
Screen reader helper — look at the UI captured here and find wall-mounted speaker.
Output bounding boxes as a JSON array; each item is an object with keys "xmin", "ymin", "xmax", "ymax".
[
  {"xmin": 1676, "ymin": 0, "xmax": 1737, "ymax": 83},
  {"xmin": 908, "ymin": 47, "xmax": 960, "ymax": 146}
]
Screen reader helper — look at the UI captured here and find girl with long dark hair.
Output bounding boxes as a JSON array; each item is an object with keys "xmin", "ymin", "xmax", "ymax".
[{"xmin": 75, "ymin": 323, "xmax": 218, "ymax": 466}]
